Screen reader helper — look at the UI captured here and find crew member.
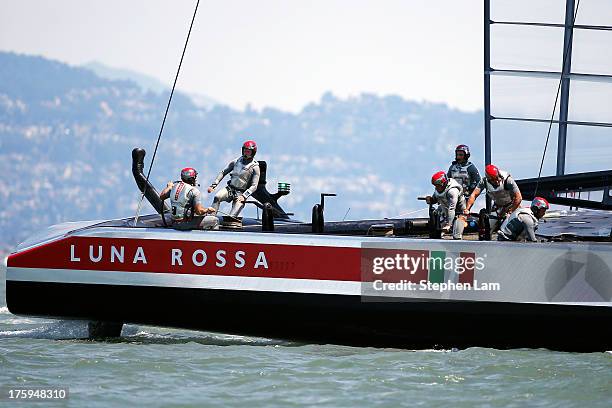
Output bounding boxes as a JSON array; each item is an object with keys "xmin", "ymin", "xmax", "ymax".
[
  {"xmin": 208, "ymin": 140, "xmax": 261, "ymax": 217},
  {"xmin": 464, "ymin": 164, "xmax": 522, "ymax": 230},
  {"xmin": 426, "ymin": 171, "xmax": 467, "ymax": 240},
  {"xmin": 159, "ymin": 167, "xmax": 218, "ymax": 230},
  {"xmin": 497, "ymin": 197, "xmax": 549, "ymax": 242},
  {"xmin": 447, "ymin": 144, "xmax": 481, "ymax": 198}
]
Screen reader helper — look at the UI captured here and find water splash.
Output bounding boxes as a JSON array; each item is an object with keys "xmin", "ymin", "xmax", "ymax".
[
  {"xmin": 118, "ymin": 328, "xmax": 295, "ymax": 347},
  {"xmin": 0, "ymin": 317, "xmax": 296, "ymax": 346},
  {"xmin": 0, "ymin": 319, "xmax": 90, "ymax": 340}
]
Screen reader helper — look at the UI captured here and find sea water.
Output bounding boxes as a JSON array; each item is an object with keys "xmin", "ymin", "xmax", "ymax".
[{"xmin": 1, "ymin": 266, "xmax": 610, "ymax": 407}]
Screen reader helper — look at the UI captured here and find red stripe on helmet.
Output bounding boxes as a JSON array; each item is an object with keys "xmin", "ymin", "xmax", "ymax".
[
  {"xmin": 485, "ymin": 164, "xmax": 499, "ymax": 179},
  {"xmin": 431, "ymin": 171, "xmax": 448, "ymax": 186}
]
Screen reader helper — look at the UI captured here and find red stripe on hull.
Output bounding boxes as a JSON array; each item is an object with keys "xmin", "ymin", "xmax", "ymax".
[
  {"xmin": 8, "ymin": 236, "xmax": 362, "ymax": 281},
  {"xmin": 361, "ymin": 248, "xmax": 429, "ymax": 283}
]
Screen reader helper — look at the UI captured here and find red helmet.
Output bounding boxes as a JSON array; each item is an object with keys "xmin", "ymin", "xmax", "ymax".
[
  {"xmin": 242, "ymin": 140, "xmax": 257, "ymax": 158},
  {"xmin": 485, "ymin": 164, "xmax": 500, "ymax": 180},
  {"xmin": 180, "ymin": 167, "xmax": 198, "ymax": 185},
  {"xmin": 431, "ymin": 171, "xmax": 448, "ymax": 188},
  {"xmin": 455, "ymin": 144, "xmax": 470, "ymax": 160},
  {"xmin": 531, "ymin": 197, "xmax": 550, "ymax": 211}
]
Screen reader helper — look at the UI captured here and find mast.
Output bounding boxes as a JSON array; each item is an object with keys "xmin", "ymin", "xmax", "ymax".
[
  {"xmin": 556, "ymin": 0, "xmax": 576, "ymax": 176},
  {"xmin": 483, "ymin": 0, "xmax": 492, "ymax": 168},
  {"xmin": 483, "ymin": 0, "xmax": 492, "ymax": 210}
]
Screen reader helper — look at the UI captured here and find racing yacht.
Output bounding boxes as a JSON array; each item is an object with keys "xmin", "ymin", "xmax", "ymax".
[{"xmin": 5, "ymin": 0, "xmax": 612, "ymax": 350}]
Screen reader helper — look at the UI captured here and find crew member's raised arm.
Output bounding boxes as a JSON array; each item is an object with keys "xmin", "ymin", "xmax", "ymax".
[
  {"xmin": 210, "ymin": 161, "xmax": 235, "ymax": 189},
  {"xmin": 159, "ymin": 181, "xmax": 173, "ymax": 200}
]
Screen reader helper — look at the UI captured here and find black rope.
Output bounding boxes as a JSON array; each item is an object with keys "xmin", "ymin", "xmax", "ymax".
[
  {"xmin": 534, "ymin": 0, "xmax": 580, "ymax": 197},
  {"xmin": 135, "ymin": 0, "xmax": 200, "ymax": 224}
]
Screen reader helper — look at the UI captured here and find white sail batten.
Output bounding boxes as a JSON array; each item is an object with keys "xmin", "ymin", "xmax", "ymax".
[{"xmin": 486, "ymin": 0, "xmax": 612, "ymax": 177}]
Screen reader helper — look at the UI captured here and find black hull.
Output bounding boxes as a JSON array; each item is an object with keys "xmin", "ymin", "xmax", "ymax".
[{"xmin": 7, "ymin": 280, "xmax": 611, "ymax": 352}]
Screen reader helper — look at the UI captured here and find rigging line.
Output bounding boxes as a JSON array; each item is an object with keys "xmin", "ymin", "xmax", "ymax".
[
  {"xmin": 342, "ymin": 207, "xmax": 351, "ymax": 221},
  {"xmin": 134, "ymin": 0, "xmax": 201, "ymax": 226},
  {"xmin": 534, "ymin": 0, "xmax": 580, "ymax": 198},
  {"xmin": 387, "ymin": 207, "xmax": 429, "ymax": 219}
]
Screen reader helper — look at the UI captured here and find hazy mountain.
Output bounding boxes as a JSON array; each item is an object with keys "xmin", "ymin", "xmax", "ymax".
[
  {"xmin": 83, "ymin": 61, "xmax": 219, "ymax": 109},
  {"xmin": 4, "ymin": 51, "xmax": 605, "ymax": 257}
]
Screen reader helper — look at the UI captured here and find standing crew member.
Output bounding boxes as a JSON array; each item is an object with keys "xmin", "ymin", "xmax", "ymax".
[
  {"xmin": 208, "ymin": 140, "xmax": 261, "ymax": 217},
  {"xmin": 447, "ymin": 144, "xmax": 481, "ymax": 198},
  {"xmin": 464, "ymin": 164, "xmax": 522, "ymax": 230},
  {"xmin": 497, "ymin": 197, "xmax": 549, "ymax": 242},
  {"xmin": 426, "ymin": 171, "xmax": 467, "ymax": 240},
  {"xmin": 159, "ymin": 167, "xmax": 218, "ymax": 230}
]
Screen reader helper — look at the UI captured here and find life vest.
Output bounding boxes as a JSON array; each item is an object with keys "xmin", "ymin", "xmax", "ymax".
[
  {"xmin": 499, "ymin": 207, "xmax": 538, "ymax": 240},
  {"xmin": 433, "ymin": 178, "xmax": 465, "ymax": 211},
  {"xmin": 170, "ymin": 181, "xmax": 198, "ymax": 221},
  {"xmin": 484, "ymin": 170, "xmax": 513, "ymax": 207},
  {"xmin": 229, "ymin": 157, "xmax": 259, "ymax": 191},
  {"xmin": 448, "ymin": 161, "xmax": 474, "ymax": 194}
]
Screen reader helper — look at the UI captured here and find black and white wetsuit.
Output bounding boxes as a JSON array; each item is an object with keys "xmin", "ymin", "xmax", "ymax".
[
  {"xmin": 431, "ymin": 178, "xmax": 467, "ymax": 240},
  {"xmin": 210, "ymin": 156, "xmax": 261, "ymax": 217},
  {"xmin": 447, "ymin": 160, "xmax": 481, "ymax": 197},
  {"xmin": 168, "ymin": 181, "xmax": 218, "ymax": 230},
  {"xmin": 497, "ymin": 207, "xmax": 539, "ymax": 242},
  {"xmin": 476, "ymin": 170, "xmax": 520, "ymax": 210},
  {"xmin": 476, "ymin": 170, "xmax": 521, "ymax": 230}
]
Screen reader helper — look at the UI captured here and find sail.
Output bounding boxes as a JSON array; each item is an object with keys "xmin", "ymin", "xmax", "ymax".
[{"xmin": 485, "ymin": 0, "xmax": 612, "ymax": 180}]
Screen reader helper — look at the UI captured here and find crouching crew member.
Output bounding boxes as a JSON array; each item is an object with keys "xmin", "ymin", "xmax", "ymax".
[
  {"xmin": 465, "ymin": 164, "xmax": 522, "ymax": 231},
  {"xmin": 426, "ymin": 171, "xmax": 467, "ymax": 240},
  {"xmin": 447, "ymin": 144, "xmax": 481, "ymax": 198},
  {"xmin": 497, "ymin": 197, "xmax": 549, "ymax": 242},
  {"xmin": 160, "ymin": 167, "xmax": 218, "ymax": 230},
  {"xmin": 208, "ymin": 140, "xmax": 260, "ymax": 217}
]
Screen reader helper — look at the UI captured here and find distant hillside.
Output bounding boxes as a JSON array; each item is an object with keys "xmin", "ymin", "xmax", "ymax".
[
  {"xmin": 83, "ymin": 61, "xmax": 171, "ymax": 93},
  {"xmin": 5, "ymin": 51, "xmax": 604, "ymax": 255},
  {"xmin": 83, "ymin": 61, "xmax": 219, "ymax": 109}
]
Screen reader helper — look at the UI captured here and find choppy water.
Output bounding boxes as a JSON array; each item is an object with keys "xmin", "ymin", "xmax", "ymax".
[{"xmin": 1, "ymin": 266, "xmax": 610, "ymax": 407}]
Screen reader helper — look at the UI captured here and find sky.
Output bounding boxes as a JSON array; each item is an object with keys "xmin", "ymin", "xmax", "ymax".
[{"xmin": 0, "ymin": 0, "xmax": 485, "ymax": 113}]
